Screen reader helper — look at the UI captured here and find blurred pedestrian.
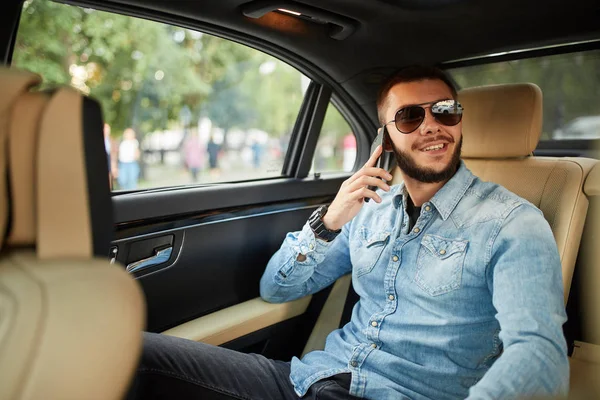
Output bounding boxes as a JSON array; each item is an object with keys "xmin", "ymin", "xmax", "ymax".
[
  {"xmin": 251, "ymin": 138, "xmax": 263, "ymax": 169},
  {"xmin": 118, "ymin": 128, "xmax": 141, "ymax": 190},
  {"xmin": 206, "ymin": 134, "xmax": 221, "ymax": 177},
  {"xmin": 184, "ymin": 131, "xmax": 205, "ymax": 181}
]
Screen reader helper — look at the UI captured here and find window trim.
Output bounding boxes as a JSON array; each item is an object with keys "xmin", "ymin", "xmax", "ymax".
[
  {"xmin": 2, "ymin": 0, "xmax": 23, "ymax": 64},
  {"xmin": 283, "ymin": 81, "xmax": 322, "ymax": 177},
  {"xmin": 296, "ymin": 84, "xmax": 331, "ymax": 178},
  {"xmin": 440, "ymin": 38, "xmax": 600, "ymax": 70}
]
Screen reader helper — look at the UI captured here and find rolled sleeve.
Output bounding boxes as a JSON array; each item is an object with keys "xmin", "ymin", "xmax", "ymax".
[{"xmin": 260, "ymin": 222, "xmax": 351, "ymax": 303}]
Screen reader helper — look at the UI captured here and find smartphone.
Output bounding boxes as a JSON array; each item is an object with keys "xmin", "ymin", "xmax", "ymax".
[{"xmin": 364, "ymin": 128, "xmax": 385, "ymax": 202}]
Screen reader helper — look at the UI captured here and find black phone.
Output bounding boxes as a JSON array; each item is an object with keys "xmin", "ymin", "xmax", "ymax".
[{"xmin": 364, "ymin": 127, "xmax": 386, "ymax": 202}]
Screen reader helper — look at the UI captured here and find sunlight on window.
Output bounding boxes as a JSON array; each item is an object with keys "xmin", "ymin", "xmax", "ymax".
[{"xmin": 13, "ymin": 0, "xmax": 308, "ymax": 190}]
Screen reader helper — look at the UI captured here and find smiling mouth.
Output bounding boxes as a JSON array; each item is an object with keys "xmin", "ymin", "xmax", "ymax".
[{"xmin": 421, "ymin": 143, "xmax": 447, "ymax": 152}]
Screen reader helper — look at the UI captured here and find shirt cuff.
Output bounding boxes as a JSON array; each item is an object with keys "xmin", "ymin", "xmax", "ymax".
[{"xmin": 295, "ymin": 222, "xmax": 335, "ymax": 256}]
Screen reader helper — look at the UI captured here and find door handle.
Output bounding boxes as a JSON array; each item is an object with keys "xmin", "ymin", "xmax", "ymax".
[{"xmin": 126, "ymin": 246, "xmax": 173, "ymax": 274}]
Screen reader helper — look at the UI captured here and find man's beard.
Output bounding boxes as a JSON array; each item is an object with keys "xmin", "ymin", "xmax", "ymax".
[{"xmin": 392, "ymin": 136, "xmax": 462, "ymax": 183}]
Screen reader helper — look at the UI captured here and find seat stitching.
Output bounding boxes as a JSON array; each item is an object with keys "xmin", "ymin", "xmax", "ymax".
[
  {"xmin": 541, "ymin": 161, "xmax": 586, "ymax": 262},
  {"xmin": 540, "ymin": 161, "xmax": 558, "ymax": 219}
]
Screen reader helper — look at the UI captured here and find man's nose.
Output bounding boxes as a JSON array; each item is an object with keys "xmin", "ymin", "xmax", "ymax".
[{"xmin": 418, "ymin": 109, "xmax": 442, "ymax": 135}]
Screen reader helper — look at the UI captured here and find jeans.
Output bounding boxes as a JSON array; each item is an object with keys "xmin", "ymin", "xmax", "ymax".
[
  {"xmin": 118, "ymin": 161, "xmax": 139, "ymax": 190},
  {"xmin": 127, "ymin": 332, "xmax": 362, "ymax": 400}
]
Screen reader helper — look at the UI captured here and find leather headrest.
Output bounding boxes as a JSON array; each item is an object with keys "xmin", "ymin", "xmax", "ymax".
[
  {"xmin": 459, "ymin": 83, "xmax": 542, "ymax": 158},
  {"xmin": 0, "ymin": 67, "xmax": 112, "ymax": 259}
]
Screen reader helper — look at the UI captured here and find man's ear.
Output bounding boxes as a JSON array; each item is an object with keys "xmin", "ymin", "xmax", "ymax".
[{"xmin": 382, "ymin": 128, "xmax": 394, "ymax": 152}]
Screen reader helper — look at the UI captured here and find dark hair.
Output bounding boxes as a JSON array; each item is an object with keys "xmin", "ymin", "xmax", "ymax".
[{"xmin": 376, "ymin": 65, "xmax": 458, "ymax": 125}]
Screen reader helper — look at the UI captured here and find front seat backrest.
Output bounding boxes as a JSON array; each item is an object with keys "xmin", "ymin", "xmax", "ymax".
[{"xmin": 0, "ymin": 67, "xmax": 145, "ymax": 400}]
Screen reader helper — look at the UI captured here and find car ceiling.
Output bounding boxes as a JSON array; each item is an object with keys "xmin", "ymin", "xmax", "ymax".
[{"xmin": 64, "ymin": 0, "xmax": 600, "ymax": 123}]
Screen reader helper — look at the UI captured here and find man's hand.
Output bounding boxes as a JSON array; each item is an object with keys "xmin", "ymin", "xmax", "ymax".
[{"xmin": 322, "ymin": 145, "xmax": 392, "ymax": 231}]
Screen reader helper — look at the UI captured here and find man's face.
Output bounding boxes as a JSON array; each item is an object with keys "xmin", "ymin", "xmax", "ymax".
[{"xmin": 383, "ymin": 79, "xmax": 462, "ymax": 183}]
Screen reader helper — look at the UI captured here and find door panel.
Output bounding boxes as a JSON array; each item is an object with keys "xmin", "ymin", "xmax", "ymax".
[{"xmin": 111, "ymin": 177, "xmax": 345, "ymax": 359}]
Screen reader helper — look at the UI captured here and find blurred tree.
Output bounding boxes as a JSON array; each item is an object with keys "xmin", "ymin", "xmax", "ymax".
[
  {"xmin": 450, "ymin": 52, "xmax": 600, "ymax": 140},
  {"xmin": 13, "ymin": 0, "xmax": 211, "ymax": 135},
  {"xmin": 12, "ymin": 0, "xmax": 308, "ymax": 144}
]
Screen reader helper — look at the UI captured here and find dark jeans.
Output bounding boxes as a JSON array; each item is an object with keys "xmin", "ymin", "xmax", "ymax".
[{"xmin": 127, "ymin": 332, "xmax": 362, "ymax": 400}]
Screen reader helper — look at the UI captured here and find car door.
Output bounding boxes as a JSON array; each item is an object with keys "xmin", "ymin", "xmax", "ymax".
[{"xmin": 7, "ymin": 0, "xmax": 374, "ymax": 362}]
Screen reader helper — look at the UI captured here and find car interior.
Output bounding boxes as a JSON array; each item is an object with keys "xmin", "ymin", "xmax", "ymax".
[{"xmin": 0, "ymin": 0, "xmax": 599, "ymax": 399}]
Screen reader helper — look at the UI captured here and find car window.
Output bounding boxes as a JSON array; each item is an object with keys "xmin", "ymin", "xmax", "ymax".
[
  {"xmin": 449, "ymin": 50, "xmax": 600, "ymax": 141},
  {"xmin": 12, "ymin": 0, "xmax": 309, "ymax": 190},
  {"xmin": 310, "ymin": 103, "xmax": 356, "ymax": 174}
]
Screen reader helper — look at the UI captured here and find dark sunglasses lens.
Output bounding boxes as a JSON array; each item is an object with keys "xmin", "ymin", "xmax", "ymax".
[
  {"xmin": 395, "ymin": 106, "xmax": 425, "ymax": 133},
  {"xmin": 431, "ymin": 100, "xmax": 463, "ymax": 126}
]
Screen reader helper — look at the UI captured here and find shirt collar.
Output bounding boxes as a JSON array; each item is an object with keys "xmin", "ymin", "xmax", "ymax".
[{"xmin": 392, "ymin": 160, "xmax": 475, "ymax": 220}]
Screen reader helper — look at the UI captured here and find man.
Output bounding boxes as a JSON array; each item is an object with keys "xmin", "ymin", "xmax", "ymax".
[{"xmin": 128, "ymin": 66, "xmax": 568, "ymax": 400}]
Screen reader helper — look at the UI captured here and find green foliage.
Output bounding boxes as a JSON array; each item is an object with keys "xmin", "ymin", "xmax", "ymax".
[
  {"xmin": 12, "ymin": 0, "xmax": 310, "ymax": 141},
  {"xmin": 451, "ymin": 52, "xmax": 600, "ymax": 140},
  {"xmin": 13, "ymin": 0, "xmax": 81, "ymax": 85}
]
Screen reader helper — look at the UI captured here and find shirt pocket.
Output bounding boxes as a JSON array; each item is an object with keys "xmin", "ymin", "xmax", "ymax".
[
  {"xmin": 415, "ymin": 234, "xmax": 468, "ymax": 296},
  {"xmin": 352, "ymin": 227, "xmax": 391, "ymax": 277}
]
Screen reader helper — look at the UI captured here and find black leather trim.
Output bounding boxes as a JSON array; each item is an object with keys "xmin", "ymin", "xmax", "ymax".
[
  {"xmin": 3, "ymin": 133, "xmax": 12, "ymax": 245},
  {"xmin": 82, "ymin": 96, "xmax": 113, "ymax": 257}
]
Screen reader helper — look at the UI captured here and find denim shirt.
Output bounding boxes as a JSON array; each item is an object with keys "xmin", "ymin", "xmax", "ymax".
[{"xmin": 260, "ymin": 161, "xmax": 569, "ymax": 400}]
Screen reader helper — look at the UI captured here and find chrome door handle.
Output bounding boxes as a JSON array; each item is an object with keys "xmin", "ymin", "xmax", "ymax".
[{"xmin": 126, "ymin": 247, "xmax": 173, "ymax": 274}]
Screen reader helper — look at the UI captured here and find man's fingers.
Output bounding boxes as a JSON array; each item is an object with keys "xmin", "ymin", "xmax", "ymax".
[
  {"xmin": 348, "ymin": 175, "xmax": 391, "ymax": 192},
  {"xmin": 353, "ymin": 187, "xmax": 382, "ymax": 203},
  {"xmin": 364, "ymin": 144, "xmax": 383, "ymax": 168},
  {"xmin": 362, "ymin": 167, "xmax": 393, "ymax": 181},
  {"xmin": 346, "ymin": 164, "xmax": 391, "ymax": 186}
]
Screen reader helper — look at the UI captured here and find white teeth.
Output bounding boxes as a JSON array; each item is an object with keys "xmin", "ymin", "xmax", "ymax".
[{"xmin": 423, "ymin": 144, "xmax": 444, "ymax": 151}]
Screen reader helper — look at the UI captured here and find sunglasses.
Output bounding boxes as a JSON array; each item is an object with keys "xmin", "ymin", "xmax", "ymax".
[{"xmin": 382, "ymin": 99, "xmax": 464, "ymax": 134}]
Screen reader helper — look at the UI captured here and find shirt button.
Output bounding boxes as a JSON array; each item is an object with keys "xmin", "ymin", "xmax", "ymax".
[
  {"xmin": 371, "ymin": 321, "xmax": 378, "ymax": 327},
  {"xmin": 392, "ymin": 255, "xmax": 399, "ymax": 262},
  {"xmin": 413, "ymin": 227, "xmax": 420, "ymax": 233},
  {"xmin": 309, "ymin": 243, "xmax": 315, "ymax": 250},
  {"xmin": 371, "ymin": 343, "xmax": 377, "ymax": 349},
  {"xmin": 425, "ymin": 206, "xmax": 431, "ymax": 211},
  {"xmin": 350, "ymin": 361, "xmax": 358, "ymax": 367},
  {"xmin": 439, "ymin": 249, "xmax": 446, "ymax": 255},
  {"xmin": 388, "ymin": 294, "xmax": 395, "ymax": 301}
]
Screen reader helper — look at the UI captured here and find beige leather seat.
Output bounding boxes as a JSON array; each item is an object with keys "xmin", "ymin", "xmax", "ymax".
[
  {"xmin": 579, "ymin": 163, "xmax": 600, "ymax": 344},
  {"xmin": 457, "ymin": 83, "xmax": 600, "ymax": 397},
  {"xmin": 568, "ymin": 162, "xmax": 600, "ymax": 398},
  {"xmin": 0, "ymin": 68, "xmax": 145, "ymax": 400}
]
